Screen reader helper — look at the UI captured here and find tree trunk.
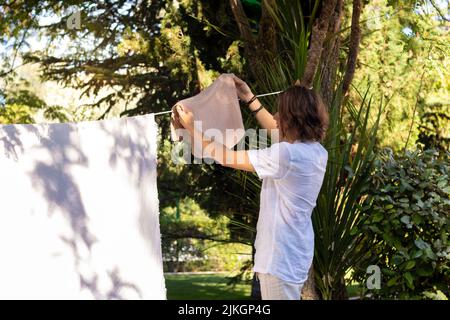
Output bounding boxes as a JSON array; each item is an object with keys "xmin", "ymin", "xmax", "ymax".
[
  {"xmin": 342, "ymin": 0, "xmax": 363, "ymax": 96},
  {"xmin": 229, "ymin": 0, "xmax": 277, "ymax": 80},
  {"xmin": 331, "ymin": 278, "xmax": 349, "ymax": 300},
  {"xmin": 301, "ymin": 265, "xmax": 320, "ymax": 300},
  {"xmin": 301, "ymin": 0, "xmax": 338, "ymax": 88},
  {"xmin": 320, "ymin": 0, "xmax": 344, "ymax": 106},
  {"xmin": 230, "ymin": 0, "xmax": 364, "ymax": 301},
  {"xmin": 300, "ymin": 0, "xmax": 341, "ymax": 300}
]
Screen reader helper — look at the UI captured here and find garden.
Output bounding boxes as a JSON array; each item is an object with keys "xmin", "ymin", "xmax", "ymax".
[{"xmin": 0, "ymin": 0, "xmax": 448, "ymax": 300}]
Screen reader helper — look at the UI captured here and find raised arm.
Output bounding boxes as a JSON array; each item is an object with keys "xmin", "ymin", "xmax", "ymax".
[
  {"xmin": 232, "ymin": 74, "xmax": 278, "ymax": 135},
  {"xmin": 175, "ymin": 105, "xmax": 256, "ymax": 172}
]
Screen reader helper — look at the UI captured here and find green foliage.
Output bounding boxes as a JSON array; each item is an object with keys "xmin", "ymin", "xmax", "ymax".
[
  {"xmin": 422, "ymin": 288, "xmax": 448, "ymax": 300},
  {"xmin": 255, "ymin": 0, "xmax": 321, "ymax": 96},
  {"xmin": 1, "ymin": 0, "xmax": 449, "ymax": 298},
  {"xmin": 265, "ymin": 0, "xmax": 319, "ymax": 82},
  {"xmin": 42, "ymin": 105, "xmax": 70, "ymax": 123},
  {"xmin": 5, "ymin": 89, "xmax": 45, "ymax": 110},
  {"xmin": 417, "ymin": 102, "xmax": 450, "ymax": 154},
  {"xmin": 165, "ymin": 274, "xmax": 251, "ymax": 300},
  {"xmin": 248, "ymin": 0, "xmax": 386, "ymax": 299},
  {"xmin": 160, "ymin": 197, "xmax": 251, "ymax": 273},
  {"xmin": 0, "ymin": 103, "xmax": 35, "ymax": 124},
  {"xmin": 355, "ymin": 148, "xmax": 450, "ymax": 299},
  {"xmin": 0, "ymin": 84, "xmax": 45, "ymax": 124},
  {"xmin": 0, "ymin": 87, "xmax": 71, "ymax": 124},
  {"xmin": 312, "ymin": 87, "xmax": 384, "ymax": 299},
  {"xmin": 353, "ymin": 0, "xmax": 450, "ymax": 151}
]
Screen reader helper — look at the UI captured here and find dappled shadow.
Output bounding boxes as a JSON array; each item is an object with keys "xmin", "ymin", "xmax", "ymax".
[
  {"xmin": 33, "ymin": 123, "xmax": 95, "ymax": 250},
  {"xmin": 0, "ymin": 115, "xmax": 162, "ymax": 299},
  {"xmin": 0, "ymin": 124, "xmax": 39, "ymax": 160},
  {"xmin": 62, "ymin": 236, "xmax": 144, "ymax": 300},
  {"xmin": 106, "ymin": 267, "xmax": 143, "ymax": 300},
  {"xmin": 97, "ymin": 117, "xmax": 160, "ymax": 249}
]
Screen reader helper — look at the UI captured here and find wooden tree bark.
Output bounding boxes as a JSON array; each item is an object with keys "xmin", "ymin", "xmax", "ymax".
[
  {"xmin": 229, "ymin": 0, "xmax": 257, "ymax": 64},
  {"xmin": 301, "ymin": 0, "xmax": 338, "ymax": 88},
  {"xmin": 342, "ymin": 0, "xmax": 363, "ymax": 96},
  {"xmin": 229, "ymin": 0, "xmax": 277, "ymax": 80},
  {"xmin": 330, "ymin": 1, "xmax": 362, "ymax": 300},
  {"xmin": 300, "ymin": 0, "xmax": 339, "ymax": 300},
  {"xmin": 258, "ymin": 0, "xmax": 278, "ymax": 55},
  {"xmin": 300, "ymin": 265, "xmax": 319, "ymax": 300},
  {"xmin": 320, "ymin": 0, "xmax": 345, "ymax": 106}
]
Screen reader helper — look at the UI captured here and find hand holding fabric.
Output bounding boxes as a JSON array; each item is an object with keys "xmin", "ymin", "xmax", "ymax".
[
  {"xmin": 231, "ymin": 74, "xmax": 254, "ymax": 103},
  {"xmin": 170, "ymin": 73, "xmax": 245, "ymax": 152},
  {"xmin": 175, "ymin": 104, "xmax": 194, "ymax": 132},
  {"xmin": 170, "ymin": 105, "xmax": 183, "ymax": 130}
]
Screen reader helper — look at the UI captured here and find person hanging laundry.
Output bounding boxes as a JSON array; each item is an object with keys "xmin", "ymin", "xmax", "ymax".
[
  {"xmin": 0, "ymin": 114, "xmax": 166, "ymax": 299},
  {"xmin": 170, "ymin": 73, "xmax": 245, "ymax": 157},
  {"xmin": 175, "ymin": 74, "xmax": 329, "ymax": 300}
]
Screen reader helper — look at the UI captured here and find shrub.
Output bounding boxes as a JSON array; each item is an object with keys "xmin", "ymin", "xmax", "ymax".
[
  {"xmin": 354, "ymin": 148, "xmax": 450, "ymax": 299},
  {"xmin": 417, "ymin": 102, "xmax": 450, "ymax": 155}
]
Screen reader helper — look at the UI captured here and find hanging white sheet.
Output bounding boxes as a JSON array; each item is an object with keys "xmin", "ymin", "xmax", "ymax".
[{"xmin": 0, "ymin": 114, "xmax": 166, "ymax": 300}]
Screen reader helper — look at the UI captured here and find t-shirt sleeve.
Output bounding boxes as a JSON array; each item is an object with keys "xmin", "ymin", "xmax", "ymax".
[{"xmin": 247, "ymin": 142, "xmax": 291, "ymax": 179}]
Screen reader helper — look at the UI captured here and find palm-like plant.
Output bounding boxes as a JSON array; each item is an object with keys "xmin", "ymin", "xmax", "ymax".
[
  {"xmin": 313, "ymin": 86, "xmax": 384, "ymax": 299},
  {"xmin": 227, "ymin": 0, "xmax": 386, "ymax": 299}
]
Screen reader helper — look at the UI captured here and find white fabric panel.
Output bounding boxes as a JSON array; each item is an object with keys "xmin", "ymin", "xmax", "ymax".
[{"xmin": 0, "ymin": 114, "xmax": 166, "ymax": 300}]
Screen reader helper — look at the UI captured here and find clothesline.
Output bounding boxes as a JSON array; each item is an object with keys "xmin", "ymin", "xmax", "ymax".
[{"xmin": 152, "ymin": 90, "xmax": 284, "ymax": 116}]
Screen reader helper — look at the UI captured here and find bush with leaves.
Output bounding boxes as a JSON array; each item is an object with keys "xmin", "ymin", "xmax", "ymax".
[
  {"xmin": 354, "ymin": 148, "xmax": 450, "ymax": 299},
  {"xmin": 417, "ymin": 102, "xmax": 450, "ymax": 155}
]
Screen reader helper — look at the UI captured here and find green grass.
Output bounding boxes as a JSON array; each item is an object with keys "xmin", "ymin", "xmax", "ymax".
[
  {"xmin": 165, "ymin": 273, "xmax": 363, "ymax": 300},
  {"xmin": 346, "ymin": 283, "xmax": 364, "ymax": 298},
  {"xmin": 165, "ymin": 273, "xmax": 252, "ymax": 300}
]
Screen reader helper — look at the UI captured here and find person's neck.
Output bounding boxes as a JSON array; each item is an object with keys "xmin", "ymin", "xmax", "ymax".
[
  {"xmin": 280, "ymin": 135, "xmax": 297, "ymax": 144},
  {"xmin": 281, "ymin": 136, "xmax": 315, "ymax": 144},
  {"xmin": 281, "ymin": 138, "xmax": 296, "ymax": 144}
]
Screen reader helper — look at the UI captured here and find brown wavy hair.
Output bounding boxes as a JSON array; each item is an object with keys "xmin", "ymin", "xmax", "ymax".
[{"xmin": 277, "ymin": 85, "xmax": 329, "ymax": 142}]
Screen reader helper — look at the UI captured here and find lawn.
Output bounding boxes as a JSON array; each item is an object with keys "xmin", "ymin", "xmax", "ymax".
[
  {"xmin": 165, "ymin": 273, "xmax": 362, "ymax": 300},
  {"xmin": 165, "ymin": 273, "xmax": 252, "ymax": 300}
]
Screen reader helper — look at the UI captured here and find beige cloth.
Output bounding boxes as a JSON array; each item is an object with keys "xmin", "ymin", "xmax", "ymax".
[{"xmin": 170, "ymin": 73, "xmax": 245, "ymax": 150}]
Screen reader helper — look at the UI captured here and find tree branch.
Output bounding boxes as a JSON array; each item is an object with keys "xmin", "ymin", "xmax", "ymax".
[
  {"xmin": 258, "ymin": 0, "xmax": 277, "ymax": 54},
  {"xmin": 342, "ymin": 0, "xmax": 363, "ymax": 96},
  {"xmin": 162, "ymin": 230, "xmax": 240, "ymax": 244},
  {"xmin": 301, "ymin": 0, "xmax": 338, "ymax": 87},
  {"xmin": 320, "ymin": 0, "xmax": 345, "ymax": 105},
  {"xmin": 229, "ymin": 0, "xmax": 255, "ymax": 45},
  {"xmin": 429, "ymin": 0, "xmax": 449, "ymax": 22},
  {"xmin": 229, "ymin": 0, "xmax": 262, "ymax": 78}
]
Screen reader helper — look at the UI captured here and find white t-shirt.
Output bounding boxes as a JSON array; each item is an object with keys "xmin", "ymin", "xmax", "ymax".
[{"xmin": 247, "ymin": 140, "xmax": 328, "ymax": 284}]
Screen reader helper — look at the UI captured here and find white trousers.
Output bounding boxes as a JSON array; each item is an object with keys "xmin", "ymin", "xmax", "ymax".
[{"xmin": 257, "ymin": 272, "xmax": 304, "ymax": 300}]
